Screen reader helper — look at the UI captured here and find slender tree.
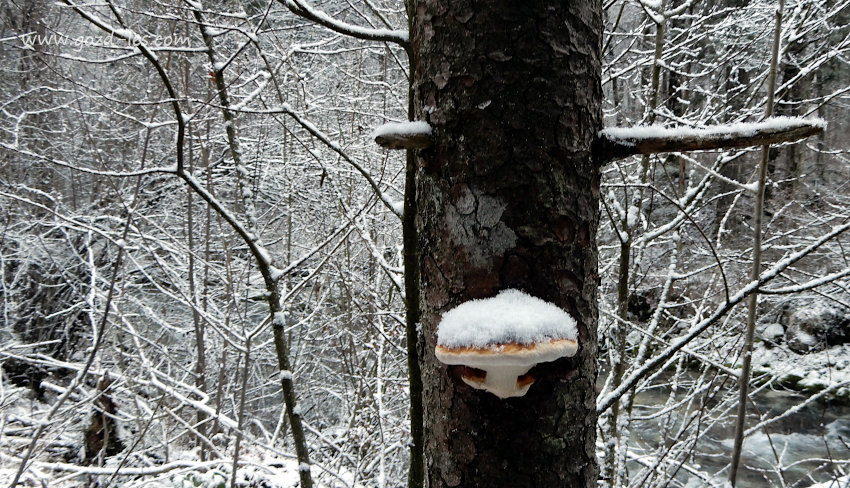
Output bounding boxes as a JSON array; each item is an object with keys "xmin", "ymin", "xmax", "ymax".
[{"xmin": 730, "ymin": 0, "xmax": 785, "ymax": 484}]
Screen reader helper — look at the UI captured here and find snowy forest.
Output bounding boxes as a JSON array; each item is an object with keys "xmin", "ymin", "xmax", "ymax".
[{"xmin": 1, "ymin": 0, "xmax": 849, "ymax": 487}]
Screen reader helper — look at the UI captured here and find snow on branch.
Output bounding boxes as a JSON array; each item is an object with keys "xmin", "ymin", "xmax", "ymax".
[
  {"xmin": 599, "ymin": 116, "xmax": 826, "ymax": 162},
  {"xmin": 373, "ymin": 121, "xmax": 432, "ymax": 150},
  {"xmin": 281, "ymin": 0, "xmax": 409, "ymax": 49},
  {"xmin": 274, "ymin": 104, "xmax": 403, "ymax": 218},
  {"xmin": 597, "ymin": 218, "xmax": 850, "ymax": 415}
]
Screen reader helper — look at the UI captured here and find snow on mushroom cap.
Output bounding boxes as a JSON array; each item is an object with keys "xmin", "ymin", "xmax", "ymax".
[{"xmin": 436, "ymin": 289, "xmax": 578, "ymax": 349}]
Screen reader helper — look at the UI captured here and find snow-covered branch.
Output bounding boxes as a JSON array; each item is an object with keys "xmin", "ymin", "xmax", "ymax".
[
  {"xmin": 278, "ymin": 103, "xmax": 403, "ymax": 218},
  {"xmin": 280, "ymin": 0, "xmax": 409, "ymax": 50},
  {"xmin": 373, "ymin": 121, "xmax": 432, "ymax": 150},
  {"xmin": 597, "ymin": 218, "xmax": 850, "ymax": 415},
  {"xmin": 178, "ymin": 173, "xmax": 275, "ymax": 278},
  {"xmin": 598, "ymin": 117, "xmax": 826, "ymax": 162},
  {"xmin": 59, "ymin": 0, "xmax": 187, "ymax": 173},
  {"xmin": 0, "ymin": 142, "xmax": 177, "ymax": 177}
]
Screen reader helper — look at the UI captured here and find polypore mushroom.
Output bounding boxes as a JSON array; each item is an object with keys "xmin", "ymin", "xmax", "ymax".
[{"xmin": 435, "ymin": 289, "xmax": 578, "ymax": 398}]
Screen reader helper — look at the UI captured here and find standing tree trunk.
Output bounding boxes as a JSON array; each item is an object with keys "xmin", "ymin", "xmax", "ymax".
[{"xmin": 412, "ymin": 1, "xmax": 602, "ymax": 486}]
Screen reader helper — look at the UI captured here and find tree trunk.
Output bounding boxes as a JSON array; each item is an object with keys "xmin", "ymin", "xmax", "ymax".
[{"xmin": 412, "ymin": 1, "xmax": 602, "ymax": 486}]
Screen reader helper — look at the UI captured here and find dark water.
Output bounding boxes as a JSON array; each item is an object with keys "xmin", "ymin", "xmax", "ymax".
[{"xmin": 624, "ymin": 381, "xmax": 850, "ymax": 487}]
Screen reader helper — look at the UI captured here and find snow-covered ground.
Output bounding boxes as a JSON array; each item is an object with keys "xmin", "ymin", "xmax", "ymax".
[
  {"xmin": 751, "ymin": 342, "xmax": 850, "ymax": 400},
  {"xmin": 0, "ymin": 381, "xmax": 359, "ymax": 488},
  {"xmin": 0, "ymin": 448, "xmax": 358, "ymax": 488}
]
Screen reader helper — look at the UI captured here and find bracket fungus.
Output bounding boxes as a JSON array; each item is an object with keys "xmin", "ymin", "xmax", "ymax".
[{"xmin": 435, "ymin": 289, "xmax": 578, "ymax": 398}]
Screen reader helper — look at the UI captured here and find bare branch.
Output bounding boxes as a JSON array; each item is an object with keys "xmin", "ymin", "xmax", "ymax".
[{"xmin": 598, "ymin": 117, "xmax": 826, "ymax": 162}]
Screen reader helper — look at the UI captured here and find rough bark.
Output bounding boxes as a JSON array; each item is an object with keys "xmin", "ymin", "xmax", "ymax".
[
  {"xmin": 404, "ymin": 1, "xmax": 425, "ymax": 480},
  {"xmin": 412, "ymin": 1, "xmax": 602, "ymax": 486}
]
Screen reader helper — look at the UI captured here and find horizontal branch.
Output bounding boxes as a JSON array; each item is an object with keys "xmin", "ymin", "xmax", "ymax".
[
  {"xmin": 373, "ymin": 121, "xmax": 432, "ymax": 150},
  {"xmin": 0, "ymin": 142, "xmax": 177, "ymax": 177},
  {"xmin": 279, "ymin": 0, "xmax": 409, "ymax": 50},
  {"xmin": 598, "ymin": 117, "xmax": 826, "ymax": 162}
]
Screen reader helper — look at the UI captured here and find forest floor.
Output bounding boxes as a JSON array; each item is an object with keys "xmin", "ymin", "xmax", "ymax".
[{"xmin": 2, "ymin": 341, "xmax": 849, "ymax": 487}]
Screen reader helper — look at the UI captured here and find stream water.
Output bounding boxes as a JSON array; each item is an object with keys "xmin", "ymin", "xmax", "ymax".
[{"xmin": 619, "ymin": 378, "xmax": 850, "ymax": 487}]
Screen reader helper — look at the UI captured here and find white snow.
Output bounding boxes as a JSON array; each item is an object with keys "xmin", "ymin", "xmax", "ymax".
[
  {"xmin": 643, "ymin": 8, "xmax": 665, "ymax": 25},
  {"xmin": 638, "ymin": 0, "xmax": 664, "ymax": 11},
  {"xmin": 256, "ymin": 245, "xmax": 273, "ymax": 266},
  {"xmin": 269, "ymin": 265, "xmax": 284, "ymax": 282},
  {"xmin": 389, "ymin": 199, "xmax": 404, "ymax": 216},
  {"xmin": 273, "ymin": 311, "xmax": 288, "ymax": 326},
  {"xmin": 285, "ymin": 0, "xmax": 408, "ymax": 43},
  {"xmin": 626, "ymin": 205, "xmax": 640, "ymax": 229},
  {"xmin": 808, "ymin": 474, "xmax": 850, "ymax": 487},
  {"xmin": 749, "ymin": 343, "xmax": 850, "ymax": 401},
  {"xmin": 112, "ymin": 28, "xmax": 138, "ymax": 43},
  {"xmin": 436, "ymin": 289, "xmax": 578, "ymax": 349},
  {"xmin": 203, "ymin": 27, "xmax": 228, "ymax": 37},
  {"xmin": 600, "ymin": 116, "xmax": 827, "ymax": 143},
  {"xmin": 372, "ymin": 121, "xmax": 432, "ymax": 140},
  {"xmin": 232, "ymin": 71, "xmax": 271, "ymax": 111},
  {"xmin": 760, "ymin": 323, "xmax": 784, "ymax": 341},
  {"xmin": 608, "ymin": 190, "xmax": 625, "ymax": 220},
  {"xmin": 798, "ymin": 331, "xmax": 817, "ymax": 346}
]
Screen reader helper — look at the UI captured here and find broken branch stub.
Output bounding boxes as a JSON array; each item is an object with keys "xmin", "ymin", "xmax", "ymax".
[
  {"xmin": 599, "ymin": 116, "xmax": 826, "ymax": 162},
  {"xmin": 375, "ymin": 132, "xmax": 433, "ymax": 150},
  {"xmin": 373, "ymin": 121, "xmax": 433, "ymax": 150}
]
